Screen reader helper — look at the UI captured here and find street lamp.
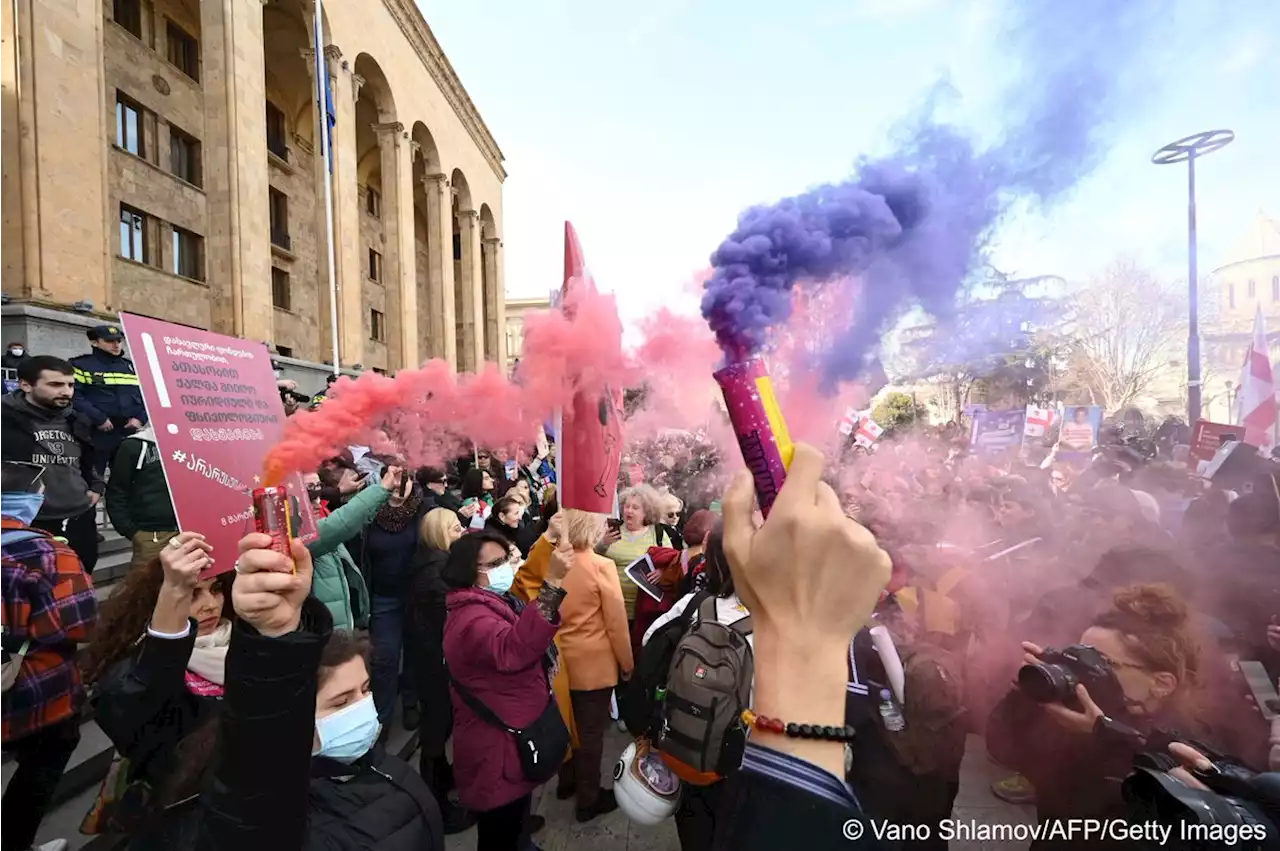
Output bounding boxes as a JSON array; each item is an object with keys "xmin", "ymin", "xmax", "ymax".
[{"xmin": 1152, "ymin": 129, "xmax": 1235, "ymax": 425}]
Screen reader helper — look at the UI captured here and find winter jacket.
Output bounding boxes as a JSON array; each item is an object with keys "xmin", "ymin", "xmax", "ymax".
[
  {"xmin": 196, "ymin": 598, "xmax": 444, "ymax": 851},
  {"xmin": 105, "ymin": 427, "xmax": 177, "ymax": 540},
  {"xmin": 557, "ymin": 550, "xmax": 634, "ymax": 691},
  {"xmin": 443, "ymin": 586, "xmax": 559, "ymax": 812},
  {"xmin": 1, "ymin": 391, "xmax": 103, "ymax": 520},
  {"xmin": 307, "ymin": 484, "xmax": 389, "ymax": 631},
  {"xmin": 407, "ymin": 545, "xmax": 453, "ymax": 755},
  {"xmin": 360, "ymin": 497, "xmax": 428, "ymax": 599},
  {"xmin": 1, "ymin": 517, "xmax": 97, "ymax": 742},
  {"xmin": 70, "ymin": 348, "xmax": 147, "ymax": 426},
  {"xmin": 93, "ymin": 620, "xmax": 222, "ymax": 816}
]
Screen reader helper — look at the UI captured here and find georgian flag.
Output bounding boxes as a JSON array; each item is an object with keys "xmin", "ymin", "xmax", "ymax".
[
  {"xmin": 854, "ymin": 417, "xmax": 884, "ymax": 449},
  {"xmin": 1236, "ymin": 306, "xmax": 1277, "ymax": 453},
  {"xmin": 1024, "ymin": 405, "xmax": 1055, "ymax": 438},
  {"xmin": 838, "ymin": 407, "xmax": 861, "ymax": 436}
]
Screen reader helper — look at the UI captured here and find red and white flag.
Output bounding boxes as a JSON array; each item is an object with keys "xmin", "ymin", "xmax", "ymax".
[
  {"xmin": 854, "ymin": 417, "xmax": 884, "ymax": 449},
  {"xmin": 838, "ymin": 407, "xmax": 861, "ymax": 436},
  {"xmin": 1023, "ymin": 405, "xmax": 1055, "ymax": 438},
  {"xmin": 1235, "ymin": 306, "xmax": 1277, "ymax": 452}
]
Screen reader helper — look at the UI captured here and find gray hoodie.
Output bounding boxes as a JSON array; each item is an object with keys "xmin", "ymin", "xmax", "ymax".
[{"xmin": 1, "ymin": 391, "xmax": 103, "ymax": 519}]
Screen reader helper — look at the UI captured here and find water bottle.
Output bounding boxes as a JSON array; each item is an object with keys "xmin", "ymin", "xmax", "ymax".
[{"xmin": 879, "ymin": 688, "xmax": 905, "ymax": 732}]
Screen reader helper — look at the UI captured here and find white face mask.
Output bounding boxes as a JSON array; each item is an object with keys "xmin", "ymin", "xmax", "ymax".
[{"xmin": 8, "ymin": 348, "xmax": 23, "ymax": 358}]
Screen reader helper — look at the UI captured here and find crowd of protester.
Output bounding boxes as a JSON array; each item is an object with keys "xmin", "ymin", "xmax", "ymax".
[{"xmin": 3, "ymin": 340, "xmax": 1280, "ymax": 851}]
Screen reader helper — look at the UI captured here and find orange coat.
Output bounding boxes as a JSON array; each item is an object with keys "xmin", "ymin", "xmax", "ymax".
[
  {"xmin": 557, "ymin": 550, "xmax": 635, "ymax": 691},
  {"xmin": 512, "ymin": 535, "xmax": 578, "ymax": 752}
]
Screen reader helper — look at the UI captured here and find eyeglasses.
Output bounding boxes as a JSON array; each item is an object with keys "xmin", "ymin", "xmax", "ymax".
[{"xmin": 479, "ymin": 556, "xmax": 508, "ymax": 571}]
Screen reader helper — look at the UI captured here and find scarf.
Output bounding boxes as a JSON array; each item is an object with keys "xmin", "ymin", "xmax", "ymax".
[
  {"xmin": 376, "ymin": 491, "xmax": 422, "ymax": 533},
  {"xmin": 185, "ymin": 619, "xmax": 231, "ymax": 691}
]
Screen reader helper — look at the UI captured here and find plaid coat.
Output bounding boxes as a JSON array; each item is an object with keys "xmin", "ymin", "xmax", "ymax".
[{"xmin": 2, "ymin": 515, "xmax": 97, "ymax": 742}]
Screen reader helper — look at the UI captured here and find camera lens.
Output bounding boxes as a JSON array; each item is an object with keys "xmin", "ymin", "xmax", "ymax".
[{"xmin": 1018, "ymin": 661, "xmax": 1076, "ymax": 704}]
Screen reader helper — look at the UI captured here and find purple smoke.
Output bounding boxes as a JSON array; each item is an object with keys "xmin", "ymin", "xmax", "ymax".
[{"xmin": 701, "ymin": 0, "xmax": 1164, "ymax": 384}]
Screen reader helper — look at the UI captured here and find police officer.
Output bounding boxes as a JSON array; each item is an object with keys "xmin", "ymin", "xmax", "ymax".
[{"xmin": 71, "ymin": 324, "xmax": 147, "ymax": 476}]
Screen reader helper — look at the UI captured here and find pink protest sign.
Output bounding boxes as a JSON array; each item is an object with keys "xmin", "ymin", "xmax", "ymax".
[{"xmin": 119, "ymin": 314, "xmax": 316, "ymax": 576}]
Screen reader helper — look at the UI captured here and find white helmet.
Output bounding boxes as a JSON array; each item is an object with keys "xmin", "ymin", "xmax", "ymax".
[{"xmin": 613, "ymin": 738, "xmax": 681, "ymax": 826}]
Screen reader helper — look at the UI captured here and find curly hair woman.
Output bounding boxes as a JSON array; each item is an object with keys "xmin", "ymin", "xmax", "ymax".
[
  {"xmin": 986, "ymin": 582, "xmax": 1203, "ymax": 850},
  {"xmin": 81, "ymin": 532, "xmax": 232, "ymax": 849}
]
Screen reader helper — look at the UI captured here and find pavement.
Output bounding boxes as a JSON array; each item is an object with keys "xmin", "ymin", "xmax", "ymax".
[{"xmin": 8, "ymin": 727, "xmax": 1032, "ymax": 850}]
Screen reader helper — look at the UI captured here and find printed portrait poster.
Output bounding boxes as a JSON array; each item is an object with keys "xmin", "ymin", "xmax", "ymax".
[
  {"xmin": 120, "ymin": 314, "xmax": 317, "ymax": 576},
  {"xmin": 1058, "ymin": 405, "xmax": 1102, "ymax": 455},
  {"xmin": 969, "ymin": 410, "xmax": 1026, "ymax": 455}
]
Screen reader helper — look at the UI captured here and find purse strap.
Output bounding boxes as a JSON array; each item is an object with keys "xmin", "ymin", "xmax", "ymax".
[{"xmin": 447, "ymin": 668, "xmax": 520, "ymax": 735}]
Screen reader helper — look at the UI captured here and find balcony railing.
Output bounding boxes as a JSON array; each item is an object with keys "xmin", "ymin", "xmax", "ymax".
[{"xmin": 271, "ymin": 230, "xmax": 292, "ymax": 251}]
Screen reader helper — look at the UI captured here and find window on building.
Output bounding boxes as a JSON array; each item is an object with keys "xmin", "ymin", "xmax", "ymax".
[
  {"xmin": 114, "ymin": 0, "xmax": 142, "ymax": 38},
  {"xmin": 172, "ymin": 226, "xmax": 204, "ymax": 281},
  {"xmin": 370, "ymin": 309, "xmax": 386, "ymax": 342},
  {"xmin": 272, "ymin": 267, "xmax": 291, "ymax": 310},
  {"xmin": 269, "ymin": 189, "xmax": 290, "ymax": 250},
  {"xmin": 368, "ymin": 249, "xmax": 382, "ymax": 282},
  {"xmin": 166, "ymin": 22, "xmax": 199, "ymax": 80},
  {"xmin": 1272, "ymin": 275, "xmax": 1279, "ymax": 302},
  {"xmin": 366, "ymin": 187, "xmax": 381, "ymax": 219},
  {"xmin": 119, "ymin": 206, "xmax": 147, "ymax": 262},
  {"xmin": 275, "ymin": 345, "xmax": 294, "ymax": 358},
  {"xmin": 1247, "ymin": 279, "xmax": 1256, "ymax": 299},
  {"xmin": 115, "ymin": 93, "xmax": 145, "ymax": 158},
  {"xmin": 266, "ymin": 102, "xmax": 289, "ymax": 161},
  {"xmin": 1229, "ymin": 283, "xmax": 1236, "ymax": 309},
  {"xmin": 169, "ymin": 125, "xmax": 201, "ymax": 186}
]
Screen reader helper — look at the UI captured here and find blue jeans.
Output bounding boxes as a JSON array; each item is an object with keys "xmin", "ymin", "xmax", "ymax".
[{"xmin": 369, "ymin": 594, "xmax": 418, "ymax": 721}]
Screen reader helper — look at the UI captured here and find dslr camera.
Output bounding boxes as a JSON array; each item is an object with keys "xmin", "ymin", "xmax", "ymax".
[
  {"xmin": 1124, "ymin": 737, "xmax": 1280, "ymax": 850},
  {"xmin": 1017, "ymin": 644, "xmax": 1127, "ymax": 715}
]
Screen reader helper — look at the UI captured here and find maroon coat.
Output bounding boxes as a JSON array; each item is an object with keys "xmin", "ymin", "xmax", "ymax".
[{"xmin": 443, "ymin": 586, "xmax": 559, "ymax": 812}]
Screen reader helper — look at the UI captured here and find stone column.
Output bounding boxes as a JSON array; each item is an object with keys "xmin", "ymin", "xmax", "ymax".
[
  {"xmin": 457, "ymin": 209, "xmax": 481, "ymax": 372},
  {"xmin": 7, "ymin": 0, "xmax": 111, "ymax": 304},
  {"xmin": 422, "ymin": 172, "xmax": 457, "ymax": 367},
  {"xmin": 299, "ymin": 43, "xmax": 344, "ymax": 367},
  {"xmin": 202, "ymin": 0, "xmax": 271, "ymax": 340},
  {"xmin": 332, "ymin": 67, "xmax": 364, "ymax": 366},
  {"xmin": 395, "ymin": 137, "xmax": 419, "ymax": 369},
  {"xmin": 372, "ymin": 122, "xmax": 407, "ymax": 372},
  {"xmin": 482, "ymin": 236, "xmax": 504, "ymax": 364}
]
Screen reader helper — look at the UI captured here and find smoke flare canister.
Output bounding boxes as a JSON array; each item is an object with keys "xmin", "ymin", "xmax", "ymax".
[
  {"xmin": 252, "ymin": 486, "xmax": 296, "ymax": 571},
  {"xmin": 713, "ymin": 358, "xmax": 794, "ymax": 517}
]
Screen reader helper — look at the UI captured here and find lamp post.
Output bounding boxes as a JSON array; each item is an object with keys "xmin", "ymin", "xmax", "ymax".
[
  {"xmin": 1225, "ymin": 379, "xmax": 1236, "ymax": 420},
  {"xmin": 1152, "ymin": 129, "xmax": 1235, "ymax": 425}
]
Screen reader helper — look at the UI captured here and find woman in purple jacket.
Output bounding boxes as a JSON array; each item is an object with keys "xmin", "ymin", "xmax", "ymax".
[{"xmin": 441, "ymin": 530, "xmax": 573, "ymax": 851}]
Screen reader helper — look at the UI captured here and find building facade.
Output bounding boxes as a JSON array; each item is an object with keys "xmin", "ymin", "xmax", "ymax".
[
  {"xmin": 503, "ymin": 294, "xmax": 551, "ymax": 372},
  {"xmin": 2, "ymin": 0, "xmax": 506, "ymax": 377},
  {"xmin": 1203, "ymin": 211, "xmax": 1280, "ymax": 424}
]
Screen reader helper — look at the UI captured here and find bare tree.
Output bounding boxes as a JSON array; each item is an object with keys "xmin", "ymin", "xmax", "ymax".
[{"xmin": 1058, "ymin": 260, "xmax": 1185, "ymax": 414}]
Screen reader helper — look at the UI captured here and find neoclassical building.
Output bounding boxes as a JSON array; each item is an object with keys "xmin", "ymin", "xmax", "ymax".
[
  {"xmin": 1202, "ymin": 211, "xmax": 1280, "ymax": 423},
  {"xmin": 2, "ymin": 0, "xmax": 505, "ymax": 377}
]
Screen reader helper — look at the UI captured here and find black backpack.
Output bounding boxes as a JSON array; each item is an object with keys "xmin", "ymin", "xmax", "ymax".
[{"xmin": 623, "ymin": 591, "xmax": 709, "ymax": 737}]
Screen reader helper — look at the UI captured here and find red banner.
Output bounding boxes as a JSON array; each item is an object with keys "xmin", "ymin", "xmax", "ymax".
[
  {"xmin": 1189, "ymin": 419, "xmax": 1247, "ymax": 465},
  {"xmin": 556, "ymin": 222, "xmax": 623, "ymax": 513},
  {"xmin": 119, "ymin": 314, "xmax": 316, "ymax": 576}
]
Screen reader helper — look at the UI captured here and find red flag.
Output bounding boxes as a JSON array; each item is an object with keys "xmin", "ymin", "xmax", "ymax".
[
  {"xmin": 557, "ymin": 222, "xmax": 624, "ymax": 512},
  {"xmin": 1237, "ymin": 306, "xmax": 1277, "ymax": 452}
]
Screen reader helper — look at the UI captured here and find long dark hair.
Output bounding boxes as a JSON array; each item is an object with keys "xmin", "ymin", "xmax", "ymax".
[
  {"xmin": 703, "ymin": 526, "xmax": 734, "ymax": 599},
  {"xmin": 461, "ymin": 468, "xmax": 490, "ymax": 501},
  {"xmin": 82, "ymin": 559, "xmax": 234, "ymax": 684}
]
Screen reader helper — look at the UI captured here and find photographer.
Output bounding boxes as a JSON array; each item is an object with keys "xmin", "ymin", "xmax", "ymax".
[{"xmin": 987, "ymin": 582, "xmax": 1203, "ymax": 849}]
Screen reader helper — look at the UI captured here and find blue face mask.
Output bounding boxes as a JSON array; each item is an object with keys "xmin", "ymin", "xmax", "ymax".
[
  {"xmin": 313, "ymin": 695, "xmax": 381, "ymax": 764},
  {"xmin": 1, "ymin": 492, "xmax": 45, "ymax": 526},
  {"xmin": 483, "ymin": 564, "xmax": 516, "ymax": 596}
]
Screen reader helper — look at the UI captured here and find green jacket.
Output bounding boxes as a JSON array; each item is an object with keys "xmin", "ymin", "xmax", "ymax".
[
  {"xmin": 306, "ymin": 484, "xmax": 390, "ymax": 631},
  {"xmin": 105, "ymin": 427, "xmax": 177, "ymax": 540}
]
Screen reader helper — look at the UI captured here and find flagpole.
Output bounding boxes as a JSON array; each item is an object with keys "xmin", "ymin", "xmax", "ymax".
[{"xmin": 314, "ymin": 0, "xmax": 341, "ymax": 377}]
